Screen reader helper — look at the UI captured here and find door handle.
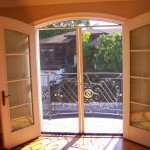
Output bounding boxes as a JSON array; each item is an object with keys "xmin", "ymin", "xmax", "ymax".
[{"xmin": 1, "ymin": 90, "xmax": 11, "ymax": 106}]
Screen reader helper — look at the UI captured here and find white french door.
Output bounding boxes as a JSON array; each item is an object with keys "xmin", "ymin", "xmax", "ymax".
[
  {"xmin": 123, "ymin": 12, "xmax": 150, "ymax": 147},
  {"xmin": 0, "ymin": 12, "xmax": 149, "ymax": 149},
  {"xmin": 0, "ymin": 17, "xmax": 41, "ymax": 149}
]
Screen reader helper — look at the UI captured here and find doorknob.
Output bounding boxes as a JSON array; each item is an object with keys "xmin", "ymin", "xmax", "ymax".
[{"xmin": 1, "ymin": 90, "xmax": 11, "ymax": 106}]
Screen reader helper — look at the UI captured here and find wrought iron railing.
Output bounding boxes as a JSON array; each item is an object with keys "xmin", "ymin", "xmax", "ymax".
[{"xmin": 41, "ymin": 72, "xmax": 123, "ymax": 119}]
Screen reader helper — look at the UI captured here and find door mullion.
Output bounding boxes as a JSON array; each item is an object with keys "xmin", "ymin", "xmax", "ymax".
[{"xmin": 76, "ymin": 27, "xmax": 84, "ymax": 133}]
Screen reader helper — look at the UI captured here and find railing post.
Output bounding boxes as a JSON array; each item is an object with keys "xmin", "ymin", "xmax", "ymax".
[{"xmin": 47, "ymin": 74, "xmax": 51, "ymax": 120}]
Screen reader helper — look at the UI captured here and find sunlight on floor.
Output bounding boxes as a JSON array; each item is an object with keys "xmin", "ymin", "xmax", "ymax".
[{"xmin": 20, "ymin": 135, "xmax": 121, "ymax": 150}]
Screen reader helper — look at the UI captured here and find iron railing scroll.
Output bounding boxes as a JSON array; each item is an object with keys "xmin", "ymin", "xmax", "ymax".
[{"xmin": 41, "ymin": 73, "xmax": 123, "ymax": 120}]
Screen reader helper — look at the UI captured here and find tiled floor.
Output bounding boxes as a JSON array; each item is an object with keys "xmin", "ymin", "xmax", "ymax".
[{"xmin": 42, "ymin": 117, "xmax": 123, "ymax": 134}]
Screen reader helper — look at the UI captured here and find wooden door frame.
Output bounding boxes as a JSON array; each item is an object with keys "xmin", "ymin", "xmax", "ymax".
[{"xmin": 76, "ymin": 27, "xmax": 84, "ymax": 133}]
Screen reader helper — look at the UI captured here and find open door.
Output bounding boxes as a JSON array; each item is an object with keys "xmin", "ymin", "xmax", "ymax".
[
  {"xmin": 123, "ymin": 12, "xmax": 150, "ymax": 147},
  {"xmin": 0, "ymin": 17, "xmax": 41, "ymax": 149}
]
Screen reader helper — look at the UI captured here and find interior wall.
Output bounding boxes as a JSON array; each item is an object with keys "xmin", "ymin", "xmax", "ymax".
[
  {"xmin": 0, "ymin": 0, "xmax": 149, "ymax": 136},
  {"xmin": 0, "ymin": 1, "xmax": 149, "ymax": 25}
]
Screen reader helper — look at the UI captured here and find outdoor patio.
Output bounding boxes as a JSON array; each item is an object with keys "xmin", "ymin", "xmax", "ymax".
[
  {"xmin": 42, "ymin": 117, "xmax": 123, "ymax": 134},
  {"xmin": 41, "ymin": 72, "xmax": 123, "ymax": 134}
]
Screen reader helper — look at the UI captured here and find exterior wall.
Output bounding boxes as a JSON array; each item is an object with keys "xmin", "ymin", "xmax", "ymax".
[{"xmin": 41, "ymin": 69, "xmax": 65, "ymax": 91}]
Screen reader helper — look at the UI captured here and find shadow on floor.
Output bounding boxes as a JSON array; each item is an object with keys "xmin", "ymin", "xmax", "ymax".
[{"xmin": 12, "ymin": 135, "xmax": 150, "ymax": 150}]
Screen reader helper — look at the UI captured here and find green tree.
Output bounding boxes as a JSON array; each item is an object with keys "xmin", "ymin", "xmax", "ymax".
[
  {"xmin": 54, "ymin": 20, "xmax": 90, "ymax": 27},
  {"xmin": 82, "ymin": 31, "xmax": 95, "ymax": 71},
  {"xmin": 39, "ymin": 20, "xmax": 90, "ymax": 39},
  {"xmin": 95, "ymin": 32, "xmax": 122, "ymax": 72}
]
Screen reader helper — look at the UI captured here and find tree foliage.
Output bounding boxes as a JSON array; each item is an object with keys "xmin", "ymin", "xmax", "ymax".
[
  {"xmin": 95, "ymin": 32, "xmax": 122, "ymax": 72},
  {"xmin": 39, "ymin": 20, "xmax": 90, "ymax": 39},
  {"xmin": 82, "ymin": 31, "xmax": 95, "ymax": 71}
]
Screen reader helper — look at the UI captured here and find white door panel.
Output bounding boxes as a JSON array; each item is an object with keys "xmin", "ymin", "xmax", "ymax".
[
  {"xmin": 123, "ymin": 12, "xmax": 150, "ymax": 147},
  {"xmin": 0, "ymin": 17, "xmax": 41, "ymax": 149}
]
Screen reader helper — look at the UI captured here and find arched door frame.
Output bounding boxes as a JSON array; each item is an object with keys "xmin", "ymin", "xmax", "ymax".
[
  {"xmin": 32, "ymin": 12, "xmax": 128, "ymax": 27},
  {"xmin": 34, "ymin": 12, "xmax": 127, "ymax": 133}
]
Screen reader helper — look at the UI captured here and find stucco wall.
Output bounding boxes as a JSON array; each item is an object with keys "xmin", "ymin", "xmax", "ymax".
[{"xmin": 0, "ymin": 1, "xmax": 149, "ymax": 25}]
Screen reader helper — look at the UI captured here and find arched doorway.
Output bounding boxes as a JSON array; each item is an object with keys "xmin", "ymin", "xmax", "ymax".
[{"xmin": 35, "ymin": 14, "xmax": 124, "ymax": 134}]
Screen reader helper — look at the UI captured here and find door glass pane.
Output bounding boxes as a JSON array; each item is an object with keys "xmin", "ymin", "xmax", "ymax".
[
  {"xmin": 8, "ymin": 80, "xmax": 32, "ymax": 107},
  {"xmin": 130, "ymin": 24, "xmax": 150, "ymax": 50},
  {"xmin": 40, "ymin": 28, "xmax": 78, "ymax": 133},
  {"xmin": 4, "ymin": 28, "xmax": 34, "ymax": 133},
  {"xmin": 10, "ymin": 103, "xmax": 34, "ymax": 132},
  {"xmin": 130, "ymin": 24, "xmax": 150, "ymax": 133},
  {"xmin": 82, "ymin": 27, "xmax": 123, "ymax": 133},
  {"xmin": 130, "ymin": 52, "xmax": 150, "ymax": 77},
  {"xmin": 131, "ymin": 78, "xmax": 150, "ymax": 105},
  {"xmin": 6, "ymin": 55, "xmax": 31, "ymax": 81},
  {"xmin": 130, "ymin": 103, "xmax": 150, "ymax": 131},
  {"xmin": 4, "ymin": 29, "xmax": 29, "ymax": 54}
]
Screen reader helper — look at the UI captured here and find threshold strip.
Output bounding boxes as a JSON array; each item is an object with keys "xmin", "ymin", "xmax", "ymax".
[{"xmin": 41, "ymin": 132, "xmax": 123, "ymax": 137}]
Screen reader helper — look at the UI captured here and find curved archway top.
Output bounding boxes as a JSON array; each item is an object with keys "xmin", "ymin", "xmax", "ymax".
[{"xmin": 33, "ymin": 12, "xmax": 128, "ymax": 28}]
